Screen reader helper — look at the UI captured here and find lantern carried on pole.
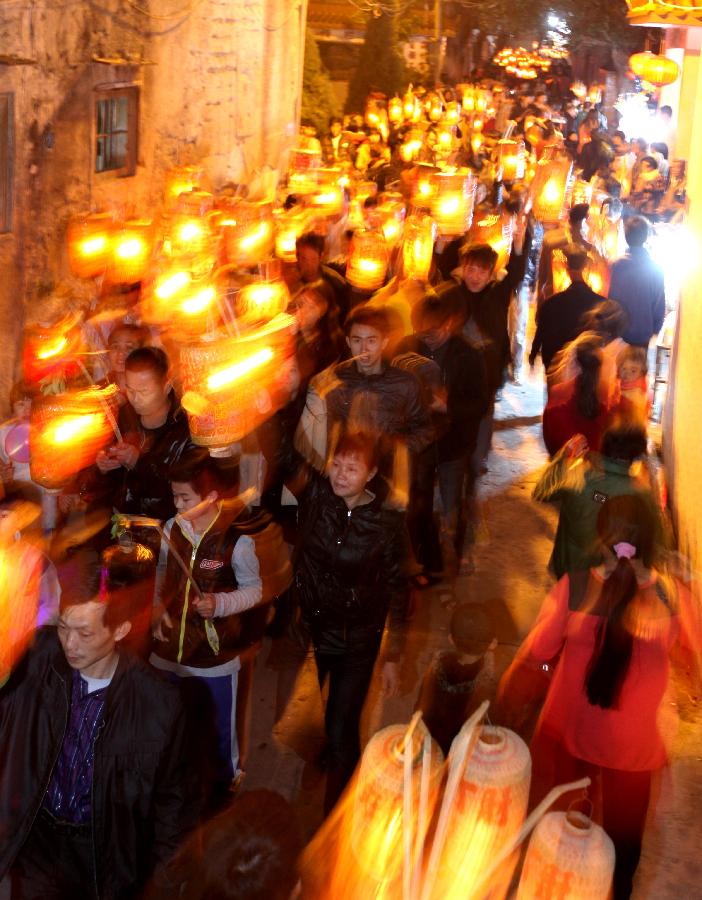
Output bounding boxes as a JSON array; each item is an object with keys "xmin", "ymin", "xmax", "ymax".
[
  {"xmin": 347, "ymin": 229, "xmax": 389, "ymax": 291},
  {"xmin": 67, "ymin": 213, "xmax": 114, "ymax": 279},
  {"xmin": 530, "ymin": 155, "xmax": 574, "ymax": 225},
  {"xmin": 402, "ymin": 212, "xmax": 436, "ymax": 281},
  {"xmin": 497, "ymin": 139, "xmax": 526, "ymax": 183},
  {"xmin": 517, "ymin": 809, "xmax": 615, "ymax": 899},
  {"xmin": 430, "ymin": 170, "xmax": 475, "ymax": 236},
  {"xmin": 221, "ymin": 201, "xmax": 275, "ymax": 268},
  {"xmin": 107, "ymin": 220, "xmax": 153, "ymax": 283}
]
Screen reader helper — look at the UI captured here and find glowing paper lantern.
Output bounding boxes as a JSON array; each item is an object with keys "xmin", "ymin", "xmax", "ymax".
[
  {"xmin": 168, "ymin": 213, "xmax": 213, "ymax": 258},
  {"xmin": 402, "ymin": 212, "xmax": 436, "ymax": 281},
  {"xmin": 530, "ymin": 157, "xmax": 574, "ymax": 225},
  {"xmin": 274, "ymin": 207, "xmax": 316, "ymax": 262},
  {"xmin": 571, "ymin": 81, "xmax": 587, "ymax": 100},
  {"xmin": 67, "ymin": 213, "xmax": 114, "ymax": 279},
  {"xmin": 470, "ymin": 213, "xmax": 513, "ymax": 271},
  {"xmin": 238, "ymin": 278, "xmax": 290, "ymax": 325},
  {"xmin": 497, "ymin": 139, "xmax": 526, "ymax": 182},
  {"xmin": 377, "ymin": 195, "xmax": 406, "ymax": 247},
  {"xmin": 221, "ymin": 201, "xmax": 275, "ymax": 268},
  {"xmin": 430, "ymin": 170, "xmax": 475, "ymax": 236},
  {"xmin": 434, "ymin": 726, "xmax": 531, "ymax": 900},
  {"xmin": 517, "ymin": 810, "xmax": 615, "ymax": 899},
  {"xmin": 412, "ymin": 164, "xmax": 440, "ymax": 205},
  {"xmin": 22, "ymin": 316, "xmax": 82, "ymax": 385},
  {"xmin": 571, "ymin": 179, "xmax": 593, "ymax": 207},
  {"xmin": 388, "ymin": 96, "xmax": 403, "ymax": 124},
  {"xmin": 307, "ymin": 173, "xmax": 345, "ymax": 219},
  {"xmin": 180, "ymin": 315, "xmax": 295, "ymax": 452},
  {"xmin": 347, "ymin": 229, "xmax": 389, "ymax": 291},
  {"xmin": 403, "ymin": 88, "xmax": 419, "ymax": 121},
  {"xmin": 29, "ymin": 388, "xmax": 118, "ymax": 490},
  {"xmin": 107, "ymin": 220, "xmax": 153, "ymax": 283},
  {"xmin": 639, "ymin": 54, "xmax": 679, "ymax": 86},
  {"xmin": 444, "ymin": 101, "xmax": 461, "ymax": 124},
  {"xmin": 164, "ymin": 165, "xmax": 205, "ymax": 204},
  {"xmin": 351, "ymin": 722, "xmax": 444, "ymax": 886},
  {"xmin": 426, "ymin": 93, "xmax": 443, "ymax": 122}
]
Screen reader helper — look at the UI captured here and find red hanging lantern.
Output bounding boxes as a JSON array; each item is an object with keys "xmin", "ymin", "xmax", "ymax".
[{"xmin": 640, "ymin": 54, "xmax": 679, "ymax": 86}]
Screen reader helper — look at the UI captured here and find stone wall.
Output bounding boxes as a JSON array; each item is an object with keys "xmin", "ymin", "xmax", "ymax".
[{"xmin": 0, "ymin": 0, "xmax": 307, "ymax": 412}]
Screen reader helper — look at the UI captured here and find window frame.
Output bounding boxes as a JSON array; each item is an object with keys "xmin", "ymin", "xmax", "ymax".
[
  {"xmin": 93, "ymin": 85, "xmax": 139, "ymax": 178},
  {"xmin": 0, "ymin": 92, "xmax": 14, "ymax": 234}
]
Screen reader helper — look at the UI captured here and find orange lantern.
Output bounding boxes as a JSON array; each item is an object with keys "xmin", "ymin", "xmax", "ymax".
[
  {"xmin": 470, "ymin": 213, "xmax": 512, "ymax": 271},
  {"xmin": 307, "ymin": 171, "xmax": 345, "ymax": 219},
  {"xmin": 403, "ymin": 88, "xmax": 419, "ymax": 121},
  {"xmin": 426, "ymin": 92, "xmax": 443, "ymax": 122},
  {"xmin": 377, "ymin": 194, "xmax": 406, "ymax": 247},
  {"xmin": 67, "ymin": 213, "xmax": 114, "ymax": 279},
  {"xmin": 388, "ymin": 96, "xmax": 403, "ymax": 124},
  {"xmin": 221, "ymin": 200, "xmax": 275, "ymax": 268},
  {"xmin": 288, "ymin": 148, "xmax": 323, "ymax": 192},
  {"xmin": 399, "ymin": 129, "xmax": 425, "ymax": 163},
  {"xmin": 29, "ymin": 387, "xmax": 118, "ymax": 490},
  {"xmin": 444, "ymin": 101, "xmax": 461, "ymax": 124},
  {"xmin": 530, "ymin": 156, "xmax": 573, "ymax": 225},
  {"xmin": 22, "ymin": 315, "xmax": 83, "ymax": 385},
  {"xmin": 462, "ymin": 87, "xmax": 476, "ymax": 112},
  {"xmin": 238, "ymin": 266, "xmax": 290, "ymax": 325},
  {"xmin": 347, "ymin": 229, "xmax": 389, "ymax": 291},
  {"xmin": 180, "ymin": 315, "xmax": 295, "ymax": 452},
  {"xmin": 551, "ymin": 248, "xmax": 572, "ymax": 295},
  {"xmin": 571, "ymin": 179, "xmax": 593, "ymax": 208},
  {"xmin": 402, "ymin": 212, "xmax": 436, "ymax": 281},
  {"xmin": 274, "ymin": 207, "xmax": 316, "ymax": 262},
  {"xmin": 412, "ymin": 164, "xmax": 440, "ymax": 205},
  {"xmin": 584, "ymin": 252, "xmax": 611, "ymax": 296},
  {"xmin": 107, "ymin": 220, "xmax": 153, "ymax": 283},
  {"xmin": 570, "ymin": 81, "xmax": 587, "ymax": 100},
  {"xmin": 430, "ymin": 170, "xmax": 475, "ymax": 236},
  {"xmin": 167, "ymin": 213, "xmax": 214, "ymax": 258},
  {"xmin": 637, "ymin": 53, "xmax": 679, "ymax": 86},
  {"xmin": 497, "ymin": 139, "xmax": 526, "ymax": 182},
  {"xmin": 164, "ymin": 165, "xmax": 205, "ymax": 204}
]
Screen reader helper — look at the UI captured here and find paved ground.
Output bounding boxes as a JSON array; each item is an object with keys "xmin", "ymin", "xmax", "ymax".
[{"xmin": 244, "ymin": 366, "xmax": 702, "ymax": 897}]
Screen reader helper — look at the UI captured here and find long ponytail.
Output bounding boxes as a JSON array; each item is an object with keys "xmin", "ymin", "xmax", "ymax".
[
  {"xmin": 574, "ymin": 337, "xmax": 602, "ymax": 421},
  {"xmin": 584, "ymin": 495, "xmax": 656, "ymax": 709}
]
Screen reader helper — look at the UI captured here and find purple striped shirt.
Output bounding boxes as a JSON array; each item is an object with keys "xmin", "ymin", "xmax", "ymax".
[{"xmin": 43, "ymin": 669, "xmax": 107, "ymax": 824}]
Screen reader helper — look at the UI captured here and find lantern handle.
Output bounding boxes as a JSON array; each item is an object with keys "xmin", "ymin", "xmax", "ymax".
[{"xmin": 77, "ymin": 361, "xmax": 123, "ymax": 444}]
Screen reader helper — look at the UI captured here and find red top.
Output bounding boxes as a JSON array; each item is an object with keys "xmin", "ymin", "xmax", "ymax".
[
  {"xmin": 517, "ymin": 570, "xmax": 700, "ymax": 771},
  {"xmin": 542, "ymin": 377, "xmax": 624, "ymax": 457}
]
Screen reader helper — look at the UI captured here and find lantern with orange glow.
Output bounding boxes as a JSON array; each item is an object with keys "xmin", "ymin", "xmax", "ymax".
[
  {"xmin": 497, "ymin": 139, "xmax": 526, "ymax": 182},
  {"xmin": 164, "ymin": 165, "xmax": 205, "ymax": 205},
  {"xmin": 444, "ymin": 101, "xmax": 461, "ymax": 125},
  {"xmin": 432, "ymin": 726, "xmax": 531, "ymax": 900},
  {"xmin": 388, "ymin": 96, "xmax": 403, "ymax": 124},
  {"xmin": 470, "ymin": 213, "xmax": 513, "ymax": 271},
  {"xmin": 517, "ymin": 810, "xmax": 615, "ymax": 900},
  {"xmin": 399, "ymin": 129, "xmax": 425, "ymax": 163},
  {"xmin": 29, "ymin": 387, "xmax": 118, "ymax": 490},
  {"xmin": 402, "ymin": 88, "xmax": 419, "ymax": 122},
  {"xmin": 22, "ymin": 316, "xmax": 82, "ymax": 385},
  {"xmin": 237, "ymin": 277, "xmax": 290, "ymax": 325},
  {"xmin": 401, "ymin": 212, "xmax": 436, "ymax": 281},
  {"xmin": 350, "ymin": 722, "xmax": 444, "ymax": 888},
  {"xmin": 364, "ymin": 99, "xmax": 383, "ymax": 130},
  {"xmin": 435, "ymin": 123, "xmax": 457, "ymax": 155},
  {"xmin": 180, "ymin": 314, "xmax": 295, "ymax": 452},
  {"xmin": 462, "ymin": 87, "xmax": 476, "ymax": 112},
  {"xmin": 167, "ymin": 213, "xmax": 214, "ymax": 259},
  {"xmin": 530, "ymin": 156, "xmax": 574, "ymax": 225},
  {"xmin": 221, "ymin": 201, "xmax": 275, "ymax": 268},
  {"xmin": 571, "ymin": 179, "xmax": 593, "ymax": 208},
  {"xmin": 377, "ymin": 195, "xmax": 406, "ymax": 247},
  {"xmin": 107, "ymin": 220, "xmax": 153, "ymax": 283},
  {"xmin": 347, "ymin": 229, "xmax": 389, "ymax": 291},
  {"xmin": 470, "ymin": 134, "xmax": 484, "ymax": 155},
  {"xmin": 426, "ymin": 93, "xmax": 443, "ymax": 122},
  {"xmin": 307, "ymin": 173, "xmax": 345, "ymax": 219},
  {"xmin": 67, "ymin": 213, "xmax": 114, "ymax": 279},
  {"xmin": 288, "ymin": 148, "xmax": 323, "ymax": 192},
  {"xmin": 412, "ymin": 164, "xmax": 440, "ymax": 206},
  {"xmin": 551, "ymin": 248, "xmax": 572, "ymax": 295},
  {"xmin": 570, "ymin": 81, "xmax": 587, "ymax": 100},
  {"xmin": 274, "ymin": 207, "xmax": 316, "ymax": 262},
  {"xmin": 584, "ymin": 252, "xmax": 611, "ymax": 296},
  {"xmin": 430, "ymin": 171, "xmax": 475, "ymax": 236}
]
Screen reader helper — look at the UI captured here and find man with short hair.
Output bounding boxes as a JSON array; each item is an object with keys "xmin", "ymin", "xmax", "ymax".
[
  {"xmin": 96, "ymin": 346, "xmax": 194, "ymax": 527},
  {"xmin": 295, "ymin": 232, "xmax": 349, "ymax": 323},
  {"xmin": 0, "ymin": 551, "xmax": 197, "ymax": 899},
  {"xmin": 323, "ymin": 306, "xmax": 434, "ymax": 472},
  {"xmin": 608, "ymin": 216, "xmax": 666, "ymax": 348},
  {"xmin": 529, "ymin": 244, "xmax": 605, "ymax": 372}
]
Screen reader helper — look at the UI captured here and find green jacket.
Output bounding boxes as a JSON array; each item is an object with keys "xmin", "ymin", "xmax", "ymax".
[{"xmin": 533, "ymin": 449, "xmax": 661, "ymax": 579}]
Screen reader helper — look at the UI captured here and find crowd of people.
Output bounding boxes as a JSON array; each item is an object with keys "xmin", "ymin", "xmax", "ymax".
[{"xmin": 0, "ymin": 73, "xmax": 697, "ymax": 900}]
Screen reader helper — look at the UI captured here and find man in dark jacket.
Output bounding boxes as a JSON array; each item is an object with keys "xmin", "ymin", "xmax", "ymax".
[
  {"xmin": 437, "ymin": 234, "xmax": 526, "ymax": 474},
  {"xmin": 96, "ymin": 347, "xmax": 195, "ymax": 534},
  {"xmin": 0, "ymin": 551, "xmax": 197, "ymax": 900},
  {"xmin": 529, "ymin": 244, "xmax": 604, "ymax": 372},
  {"xmin": 396, "ymin": 292, "xmax": 489, "ymax": 572},
  {"xmin": 608, "ymin": 216, "xmax": 666, "ymax": 348},
  {"xmin": 325, "ymin": 305, "xmax": 434, "ymax": 477}
]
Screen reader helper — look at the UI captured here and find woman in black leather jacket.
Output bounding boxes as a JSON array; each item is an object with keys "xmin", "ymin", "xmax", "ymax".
[{"xmin": 287, "ymin": 430, "xmax": 409, "ymax": 812}]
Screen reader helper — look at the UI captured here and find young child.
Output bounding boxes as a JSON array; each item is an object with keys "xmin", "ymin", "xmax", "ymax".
[
  {"xmin": 416, "ymin": 602, "xmax": 498, "ymax": 755},
  {"xmin": 617, "ymin": 344, "xmax": 651, "ymax": 422},
  {"xmin": 150, "ymin": 450, "xmax": 265, "ymax": 797}
]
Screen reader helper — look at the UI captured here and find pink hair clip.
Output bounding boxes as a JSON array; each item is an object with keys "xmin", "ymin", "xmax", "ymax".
[{"xmin": 613, "ymin": 541, "xmax": 636, "ymax": 560}]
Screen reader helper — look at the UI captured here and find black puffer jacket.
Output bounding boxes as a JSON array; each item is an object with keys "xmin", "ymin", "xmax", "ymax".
[
  {"xmin": 326, "ymin": 359, "xmax": 434, "ymax": 456},
  {"xmin": 293, "ymin": 472, "xmax": 409, "ymax": 660},
  {"xmin": 0, "ymin": 630, "xmax": 198, "ymax": 899}
]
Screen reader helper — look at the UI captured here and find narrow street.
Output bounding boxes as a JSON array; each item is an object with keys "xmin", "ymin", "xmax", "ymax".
[{"xmin": 245, "ymin": 371, "xmax": 702, "ymax": 898}]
